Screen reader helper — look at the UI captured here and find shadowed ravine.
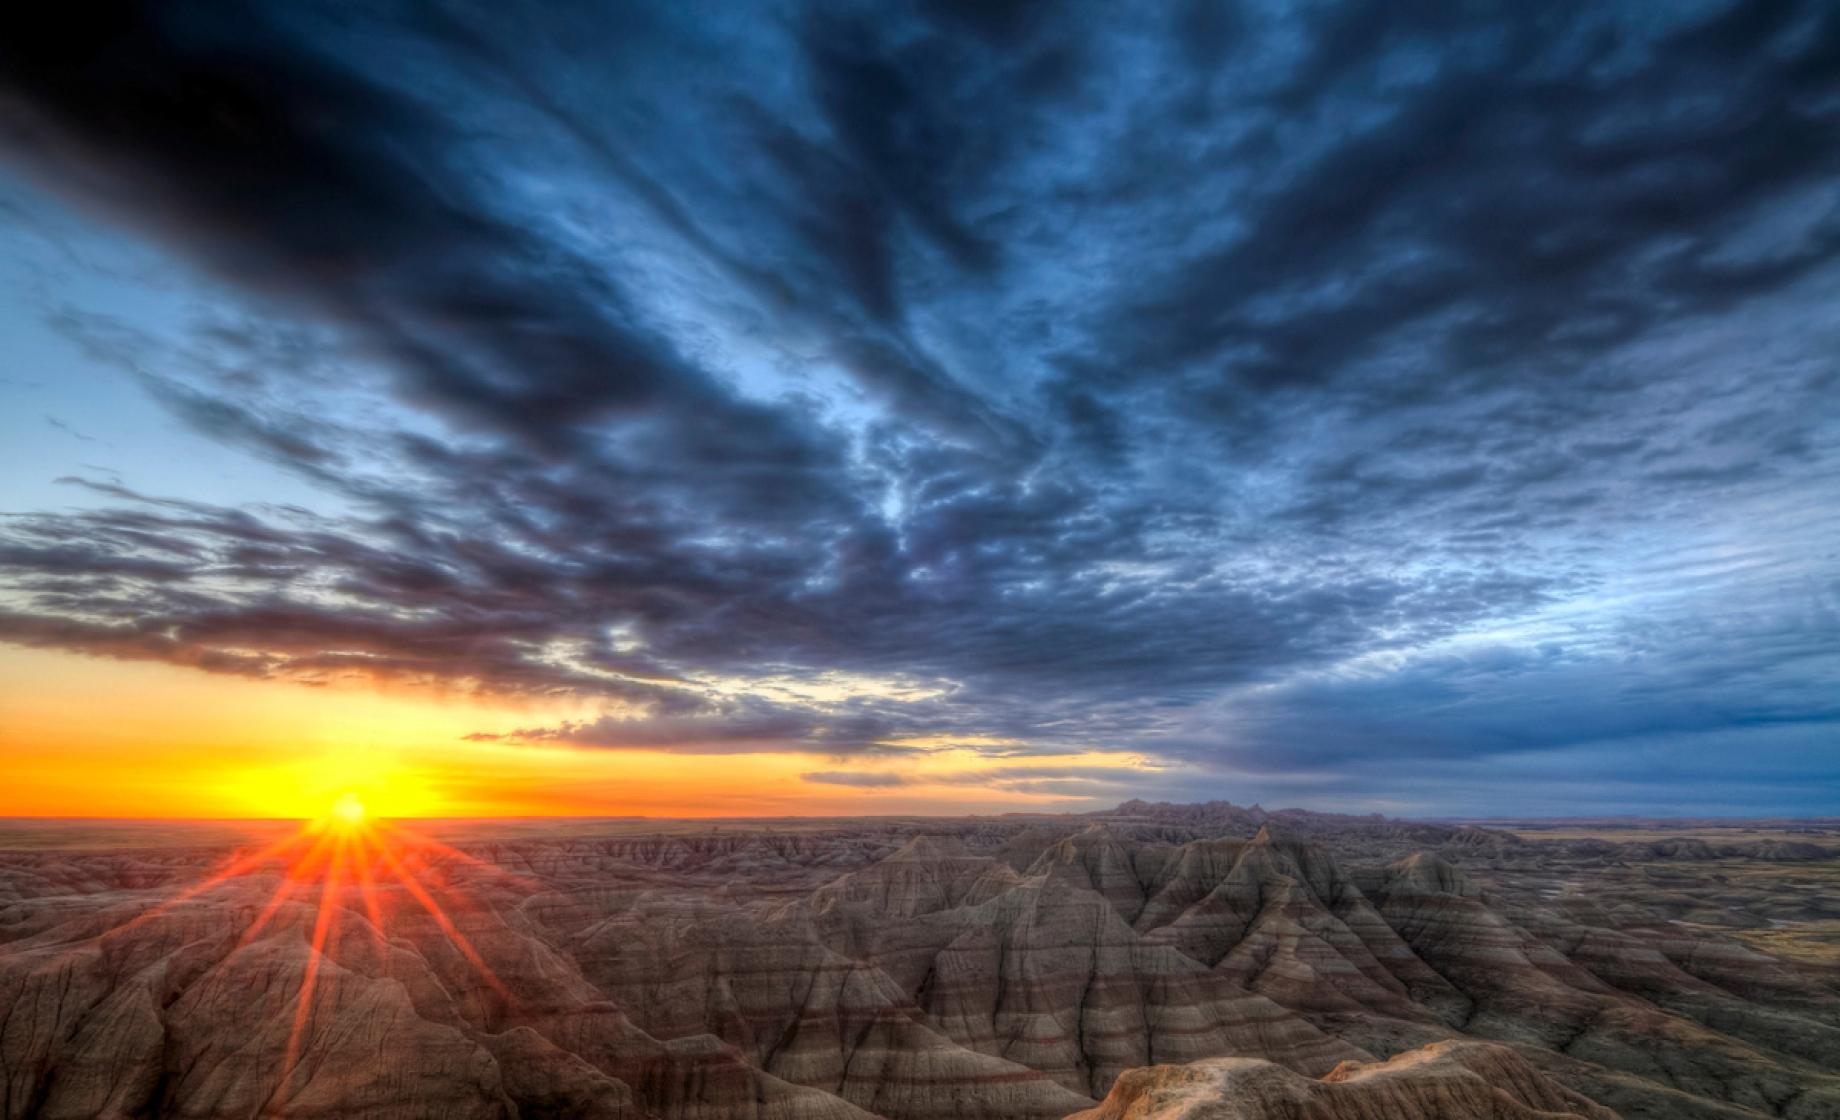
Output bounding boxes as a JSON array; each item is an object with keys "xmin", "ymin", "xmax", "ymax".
[{"xmin": 1, "ymin": 806, "xmax": 1837, "ymax": 1119}]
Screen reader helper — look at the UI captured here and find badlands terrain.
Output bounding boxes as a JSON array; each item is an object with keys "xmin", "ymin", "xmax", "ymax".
[{"xmin": 1, "ymin": 803, "xmax": 1836, "ymax": 1119}]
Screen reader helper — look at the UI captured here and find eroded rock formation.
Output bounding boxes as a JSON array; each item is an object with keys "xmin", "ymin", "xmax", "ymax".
[
  {"xmin": 0, "ymin": 808, "xmax": 1836, "ymax": 1118},
  {"xmin": 1068, "ymin": 1039, "xmax": 1617, "ymax": 1120}
]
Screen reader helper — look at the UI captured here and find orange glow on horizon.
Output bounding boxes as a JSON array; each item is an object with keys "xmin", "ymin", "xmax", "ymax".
[{"xmin": 0, "ymin": 646, "xmax": 1150, "ymax": 819}]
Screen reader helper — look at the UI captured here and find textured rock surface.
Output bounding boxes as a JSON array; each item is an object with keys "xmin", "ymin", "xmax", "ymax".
[
  {"xmin": 1067, "ymin": 1039, "xmax": 1617, "ymax": 1120},
  {"xmin": 0, "ymin": 808, "xmax": 1836, "ymax": 1119}
]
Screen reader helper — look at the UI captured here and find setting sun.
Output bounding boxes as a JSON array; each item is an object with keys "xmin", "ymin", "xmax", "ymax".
[{"xmin": 329, "ymin": 792, "xmax": 367, "ymax": 828}]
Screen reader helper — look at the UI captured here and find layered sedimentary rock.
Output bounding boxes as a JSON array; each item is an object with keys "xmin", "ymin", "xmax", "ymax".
[
  {"xmin": 1068, "ymin": 1039, "xmax": 1617, "ymax": 1120},
  {"xmin": 0, "ymin": 807, "xmax": 1836, "ymax": 1119}
]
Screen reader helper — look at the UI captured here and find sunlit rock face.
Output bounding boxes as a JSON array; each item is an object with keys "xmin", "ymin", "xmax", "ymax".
[
  {"xmin": 1068, "ymin": 1040, "xmax": 1619, "ymax": 1120},
  {"xmin": 1, "ymin": 807, "xmax": 1837, "ymax": 1119}
]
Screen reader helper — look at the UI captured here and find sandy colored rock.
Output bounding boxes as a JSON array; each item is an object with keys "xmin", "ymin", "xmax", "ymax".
[{"xmin": 1066, "ymin": 1039, "xmax": 1617, "ymax": 1119}]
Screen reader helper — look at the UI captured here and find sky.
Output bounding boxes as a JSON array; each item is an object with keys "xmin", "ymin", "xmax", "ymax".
[{"xmin": 0, "ymin": 0, "xmax": 1836, "ymax": 819}]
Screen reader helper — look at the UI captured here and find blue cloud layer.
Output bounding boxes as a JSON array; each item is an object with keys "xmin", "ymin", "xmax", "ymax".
[{"xmin": 0, "ymin": 0, "xmax": 1836, "ymax": 814}]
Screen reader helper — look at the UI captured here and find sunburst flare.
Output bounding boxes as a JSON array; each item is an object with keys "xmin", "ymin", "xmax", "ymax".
[{"xmin": 108, "ymin": 796, "xmax": 518, "ymax": 1109}]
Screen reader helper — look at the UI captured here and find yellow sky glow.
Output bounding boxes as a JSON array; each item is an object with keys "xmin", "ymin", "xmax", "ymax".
[{"xmin": 0, "ymin": 647, "xmax": 1141, "ymax": 818}]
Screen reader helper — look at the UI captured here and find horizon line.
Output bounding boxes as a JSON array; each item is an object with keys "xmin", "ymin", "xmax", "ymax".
[{"xmin": 2, "ymin": 810, "xmax": 1837, "ymax": 824}]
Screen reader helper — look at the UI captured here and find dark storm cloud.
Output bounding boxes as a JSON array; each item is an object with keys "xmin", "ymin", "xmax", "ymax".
[
  {"xmin": 0, "ymin": 0, "xmax": 1836, "ymax": 809},
  {"xmin": 1092, "ymin": 4, "xmax": 1840, "ymax": 393}
]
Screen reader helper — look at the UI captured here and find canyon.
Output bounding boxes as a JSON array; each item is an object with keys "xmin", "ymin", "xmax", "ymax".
[{"xmin": 1, "ymin": 804, "xmax": 1836, "ymax": 1119}]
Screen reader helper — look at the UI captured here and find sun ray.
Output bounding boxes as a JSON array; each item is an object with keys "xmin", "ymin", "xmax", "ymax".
[
  {"xmin": 377, "ymin": 820, "xmax": 542, "ymax": 890},
  {"xmin": 358, "ymin": 827, "xmax": 513, "ymax": 1005},
  {"xmin": 100, "ymin": 827, "xmax": 314, "ymax": 942},
  {"xmin": 77, "ymin": 793, "xmax": 521, "ymax": 1108},
  {"xmin": 236, "ymin": 829, "xmax": 335, "ymax": 949},
  {"xmin": 274, "ymin": 833, "xmax": 347, "ymax": 1108},
  {"xmin": 349, "ymin": 833, "xmax": 389, "ymax": 951}
]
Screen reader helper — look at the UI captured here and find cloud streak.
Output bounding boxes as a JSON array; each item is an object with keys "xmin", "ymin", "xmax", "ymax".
[{"xmin": 0, "ymin": 0, "xmax": 1836, "ymax": 813}]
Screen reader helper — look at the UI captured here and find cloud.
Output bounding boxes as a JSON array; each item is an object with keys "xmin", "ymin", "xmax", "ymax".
[
  {"xmin": 468, "ymin": 697, "xmax": 909, "ymax": 756},
  {"xmin": 795, "ymin": 762, "xmax": 1186, "ymax": 798},
  {"xmin": 801, "ymin": 771, "xmax": 912, "ymax": 788},
  {"xmin": 0, "ymin": 0, "xmax": 1836, "ymax": 812}
]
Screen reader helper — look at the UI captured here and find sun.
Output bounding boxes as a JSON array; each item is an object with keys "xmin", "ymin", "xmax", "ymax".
[
  {"xmin": 107, "ymin": 791, "xmax": 516, "ymax": 1102},
  {"xmin": 328, "ymin": 791, "xmax": 367, "ymax": 829}
]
